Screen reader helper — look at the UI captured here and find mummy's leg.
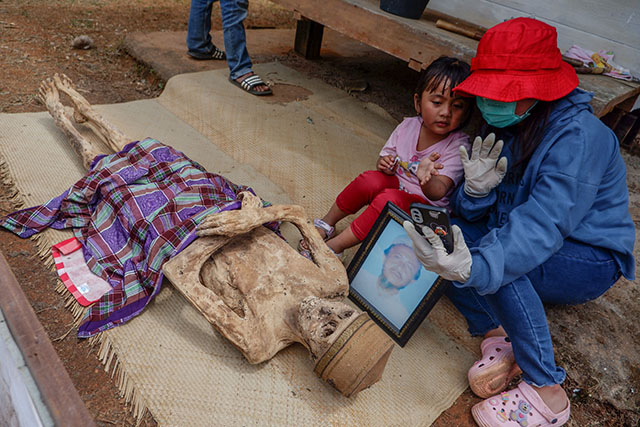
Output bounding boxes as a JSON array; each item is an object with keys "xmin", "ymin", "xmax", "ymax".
[
  {"xmin": 37, "ymin": 78, "xmax": 103, "ymax": 171},
  {"xmin": 53, "ymin": 73, "xmax": 131, "ymax": 152}
]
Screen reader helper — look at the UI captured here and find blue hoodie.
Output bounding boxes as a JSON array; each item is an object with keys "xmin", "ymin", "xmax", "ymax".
[{"xmin": 452, "ymin": 89, "xmax": 635, "ymax": 295}]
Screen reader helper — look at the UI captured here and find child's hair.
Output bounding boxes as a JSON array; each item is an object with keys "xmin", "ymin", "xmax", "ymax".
[
  {"xmin": 415, "ymin": 56, "xmax": 473, "ymax": 129},
  {"xmin": 415, "ymin": 56, "xmax": 471, "ymax": 99}
]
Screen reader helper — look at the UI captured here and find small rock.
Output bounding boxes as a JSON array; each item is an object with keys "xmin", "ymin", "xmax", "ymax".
[
  {"xmin": 72, "ymin": 35, "xmax": 94, "ymax": 50},
  {"xmin": 343, "ymin": 79, "xmax": 369, "ymax": 94}
]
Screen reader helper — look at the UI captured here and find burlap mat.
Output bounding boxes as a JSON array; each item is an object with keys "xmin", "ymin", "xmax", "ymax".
[{"xmin": 0, "ymin": 62, "xmax": 478, "ymax": 426}]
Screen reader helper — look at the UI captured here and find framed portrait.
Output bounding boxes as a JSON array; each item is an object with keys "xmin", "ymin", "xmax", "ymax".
[{"xmin": 346, "ymin": 202, "xmax": 450, "ymax": 347}]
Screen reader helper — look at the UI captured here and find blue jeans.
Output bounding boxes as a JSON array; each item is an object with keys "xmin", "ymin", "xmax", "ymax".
[
  {"xmin": 446, "ymin": 218, "xmax": 621, "ymax": 387},
  {"xmin": 186, "ymin": 0, "xmax": 253, "ymax": 80}
]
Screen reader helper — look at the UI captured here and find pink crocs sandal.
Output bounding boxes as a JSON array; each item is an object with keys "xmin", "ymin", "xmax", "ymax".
[
  {"xmin": 471, "ymin": 381, "xmax": 570, "ymax": 427},
  {"xmin": 468, "ymin": 336, "xmax": 522, "ymax": 398}
]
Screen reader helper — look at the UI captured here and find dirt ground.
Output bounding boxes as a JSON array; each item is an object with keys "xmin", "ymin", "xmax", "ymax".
[{"xmin": 0, "ymin": 1, "xmax": 639, "ymax": 426}]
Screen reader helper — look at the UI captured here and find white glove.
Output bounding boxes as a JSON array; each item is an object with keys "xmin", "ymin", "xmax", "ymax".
[
  {"xmin": 403, "ymin": 221, "xmax": 472, "ymax": 283},
  {"xmin": 459, "ymin": 133, "xmax": 508, "ymax": 198}
]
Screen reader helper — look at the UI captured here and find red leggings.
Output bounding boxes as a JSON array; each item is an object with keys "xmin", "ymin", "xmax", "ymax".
[{"xmin": 336, "ymin": 170, "xmax": 429, "ymax": 241}]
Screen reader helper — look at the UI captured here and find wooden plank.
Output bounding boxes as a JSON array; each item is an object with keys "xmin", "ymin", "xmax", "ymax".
[
  {"xmin": 271, "ymin": 0, "xmax": 639, "ymax": 116},
  {"xmin": 294, "ymin": 18, "xmax": 325, "ymax": 59},
  {"xmin": 578, "ymin": 74, "xmax": 640, "ymax": 117},
  {"xmin": 272, "ymin": 0, "xmax": 478, "ymax": 69},
  {"xmin": 0, "ymin": 252, "xmax": 95, "ymax": 427}
]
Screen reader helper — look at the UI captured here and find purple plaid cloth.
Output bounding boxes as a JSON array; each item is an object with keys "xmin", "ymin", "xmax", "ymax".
[{"xmin": 1, "ymin": 138, "xmax": 275, "ymax": 337}]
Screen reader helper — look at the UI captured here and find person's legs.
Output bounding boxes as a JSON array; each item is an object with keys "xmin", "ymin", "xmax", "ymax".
[
  {"xmin": 458, "ymin": 234, "xmax": 620, "ymax": 412},
  {"xmin": 443, "ymin": 219, "xmax": 516, "ymax": 399},
  {"xmin": 346, "ymin": 188, "xmax": 426, "ymax": 240},
  {"xmin": 325, "ymin": 226, "xmax": 359, "ymax": 255},
  {"xmin": 486, "ymin": 239, "xmax": 620, "ymax": 386},
  {"xmin": 301, "ymin": 170, "xmax": 396, "ymax": 249},
  {"xmin": 475, "ymin": 274, "xmax": 571, "ymax": 415},
  {"xmin": 299, "ymin": 171, "xmax": 397, "ymax": 255},
  {"xmin": 447, "ymin": 220, "xmax": 620, "ymax": 338},
  {"xmin": 484, "ymin": 275, "xmax": 566, "ymax": 384},
  {"xmin": 186, "ymin": 0, "xmax": 218, "ymax": 54},
  {"xmin": 443, "ymin": 218, "xmax": 501, "ymax": 335},
  {"xmin": 220, "ymin": 0, "xmax": 251, "ymax": 74},
  {"xmin": 219, "ymin": 0, "xmax": 270, "ymax": 93},
  {"xmin": 334, "ymin": 170, "xmax": 403, "ymax": 235},
  {"xmin": 527, "ymin": 238, "xmax": 622, "ymax": 305},
  {"xmin": 328, "ymin": 185, "xmax": 426, "ymax": 254},
  {"xmin": 317, "ymin": 203, "xmax": 349, "ymax": 239},
  {"xmin": 325, "ymin": 170, "xmax": 398, "ymax": 231}
]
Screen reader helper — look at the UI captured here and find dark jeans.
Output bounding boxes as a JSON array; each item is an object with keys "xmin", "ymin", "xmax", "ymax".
[{"xmin": 187, "ymin": 0, "xmax": 253, "ymax": 79}]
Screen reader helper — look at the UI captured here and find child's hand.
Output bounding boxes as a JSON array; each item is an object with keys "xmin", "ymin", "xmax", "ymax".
[
  {"xmin": 377, "ymin": 155, "xmax": 397, "ymax": 175},
  {"xmin": 417, "ymin": 152, "xmax": 443, "ymax": 185}
]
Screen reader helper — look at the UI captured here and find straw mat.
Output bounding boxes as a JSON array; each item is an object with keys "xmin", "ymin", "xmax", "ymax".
[{"xmin": 0, "ymin": 63, "xmax": 477, "ymax": 426}]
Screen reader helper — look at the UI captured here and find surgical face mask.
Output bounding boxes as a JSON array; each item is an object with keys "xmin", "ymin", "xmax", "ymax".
[{"xmin": 476, "ymin": 97, "xmax": 538, "ymax": 128}]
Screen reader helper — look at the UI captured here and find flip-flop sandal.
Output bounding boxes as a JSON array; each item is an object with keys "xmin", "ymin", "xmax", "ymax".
[
  {"xmin": 471, "ymin": 381, "xmax": 571, "ymax": 427},
  {"xmin": 229, "ymin": 74, "xmax": 273, "ymax": 96},
  {"xmin": 468, "ymin": 336, "xmax": 522, "ymax": 398},
  {"xmin": 187, "ymin": 46, "xmax": 226, "ymax": 60}
]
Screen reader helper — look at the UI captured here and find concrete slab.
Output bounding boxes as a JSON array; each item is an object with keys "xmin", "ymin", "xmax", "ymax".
[
  {"xmin": 123, "ymin": 28, "xmax": 422, "ymax": 122},
  {"xmin": 124, "ymin": 29, "xmax": 381, "ymax": 82}
]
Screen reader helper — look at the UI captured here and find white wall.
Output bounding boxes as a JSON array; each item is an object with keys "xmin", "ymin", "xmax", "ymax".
[{"xmin": 428, "ymin": 0, "xmax": 640, "ymax": 75}]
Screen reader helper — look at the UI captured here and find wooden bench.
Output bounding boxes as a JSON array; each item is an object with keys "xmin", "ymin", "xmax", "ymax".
[
  {"xmin": 0, "ymin": 252, "xmax": 94, "ymax": 426},
  {"xmin": 271, "ymin": 0, "xmax": 640, "ymax": 121}
]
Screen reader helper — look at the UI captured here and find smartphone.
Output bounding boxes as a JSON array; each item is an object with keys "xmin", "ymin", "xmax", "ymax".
[{"xmin": 409, "ymin": 203, "xmax": 453, "ymax": 254}]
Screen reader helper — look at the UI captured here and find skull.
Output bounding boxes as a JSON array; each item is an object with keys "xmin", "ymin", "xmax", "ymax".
[{"xmin": 296, "ymin": 296, "xmax": 358, "ymax": 360}]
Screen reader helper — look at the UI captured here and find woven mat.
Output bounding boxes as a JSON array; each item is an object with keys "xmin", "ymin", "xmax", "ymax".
[{"xmin": 0, "ymin": 62, "xmax": 478, "ymax": 426}]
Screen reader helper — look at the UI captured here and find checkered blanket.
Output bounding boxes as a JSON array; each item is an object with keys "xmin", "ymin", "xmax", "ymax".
[{"xmin": 1, "ymin": 138, "xmax": 272, "ymax": 337}]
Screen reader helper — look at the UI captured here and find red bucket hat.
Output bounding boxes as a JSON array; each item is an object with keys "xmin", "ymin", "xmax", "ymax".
[{"xmin": 453, "ymin": 17, "xmax": 579, "ymax": 102}]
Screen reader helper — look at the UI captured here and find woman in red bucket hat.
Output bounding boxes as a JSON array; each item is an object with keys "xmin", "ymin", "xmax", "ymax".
[{"xmin": 403, "ymin": 17, "xmax": 635, "ymax": 427}]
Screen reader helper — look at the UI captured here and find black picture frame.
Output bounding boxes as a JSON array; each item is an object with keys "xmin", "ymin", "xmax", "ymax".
[{"xmin": 347, "ymin": 201, "xmax": 450, "ymax": 347}]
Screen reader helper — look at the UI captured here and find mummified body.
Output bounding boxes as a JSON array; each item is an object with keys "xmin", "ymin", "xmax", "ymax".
[
  {"xmin": 37, "ymin": 75, "xmax": 393, "ymax": 396},
  {"xmin": 165, "ymin": 193, "xmax": 361, "ymax": 363}
]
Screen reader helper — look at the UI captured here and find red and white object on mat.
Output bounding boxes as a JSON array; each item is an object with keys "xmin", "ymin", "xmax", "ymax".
[{"xmin": 51, "ymin": 237, "xmax": 111, "ymax": 306}]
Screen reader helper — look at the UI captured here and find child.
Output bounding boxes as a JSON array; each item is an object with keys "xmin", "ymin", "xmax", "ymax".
[{"xmin": 300, "ymin": 56, "xmax": 473, "ymax": 257}]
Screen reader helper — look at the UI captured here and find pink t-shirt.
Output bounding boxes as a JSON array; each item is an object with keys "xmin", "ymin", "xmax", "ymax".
[{"xmin": 379, "ymin": 116, "xmax": 470, "ymax": 208}]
